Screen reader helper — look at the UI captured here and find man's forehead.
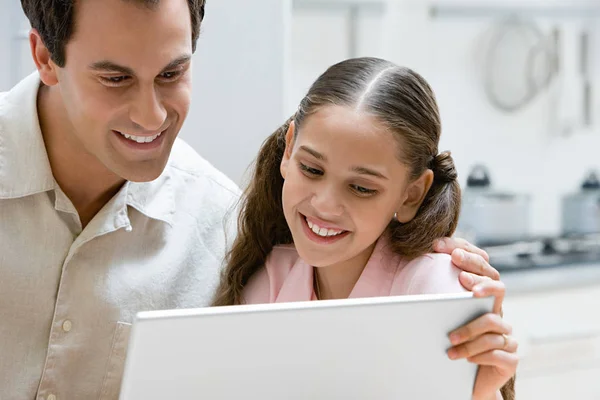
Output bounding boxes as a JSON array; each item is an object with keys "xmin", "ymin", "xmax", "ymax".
[
  {"xmin": 72, "ymin": 0, "xmax": 192, "ymax": 43},
  {"xmin": 66, "ymin": 0, "xmax": 192, "ymax": 71}
]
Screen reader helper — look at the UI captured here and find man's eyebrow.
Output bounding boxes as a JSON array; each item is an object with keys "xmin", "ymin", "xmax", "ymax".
[
  {"xmin": 88, "ymin": 54, "xmax": 192, "ymax": 75},
  {"xmin": 160, "ymin": 55, "xmax": 192, "ymax": 72},
  {"xmin": 89, "ymin": 61, "xmax": 134, "ymax": 75}
]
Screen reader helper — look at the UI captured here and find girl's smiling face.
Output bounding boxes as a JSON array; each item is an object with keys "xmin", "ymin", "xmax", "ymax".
[{"xmin": 280, "ymin": 105, "xmax": 433, "ymax": 268}]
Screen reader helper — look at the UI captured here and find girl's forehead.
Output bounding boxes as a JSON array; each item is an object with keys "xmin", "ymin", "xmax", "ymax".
[
  {"xmin": 302, "ymin": 106, "xmax": 387, "ymax": 134},
  {"xmin": 295, "ymin": 106, "xmax": 407, "ymax": 174},
  {"xmin": 297, "ymin": 106, "xmax": 398, "ymax": 154}
]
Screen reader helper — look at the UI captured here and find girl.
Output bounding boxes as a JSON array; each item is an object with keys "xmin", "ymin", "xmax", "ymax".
[{"xmin": 213, "ymin": 58, "xmax": 517, "ymax": 400}]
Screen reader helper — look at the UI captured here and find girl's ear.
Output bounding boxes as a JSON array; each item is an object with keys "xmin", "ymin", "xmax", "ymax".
[
  {"xmin": 395, "ymin": 169, "xmax": 434, "ymax": 223},
  {"xmin": 280, "ymin": 121, "xmax": 296, "ymax": 179}
]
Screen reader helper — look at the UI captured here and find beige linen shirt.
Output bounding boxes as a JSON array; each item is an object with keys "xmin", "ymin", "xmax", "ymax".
[{"xmin": 0, "ymin": 73, "xmax": 240, "ymax": 400}]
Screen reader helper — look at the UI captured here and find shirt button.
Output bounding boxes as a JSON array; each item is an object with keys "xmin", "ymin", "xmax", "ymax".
[
  {"xmin": 47, "ymin": 394, "xmax": 57, "ymax": 400},
  {"xmin": 62, "ymin": 320, "xmax": 72, "ymax": 332}
]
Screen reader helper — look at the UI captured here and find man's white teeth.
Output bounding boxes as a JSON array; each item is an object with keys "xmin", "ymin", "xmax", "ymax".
[
  {"xmin": 307, "ymin": 219, "xmax": 343, "ymax": 237},
  {"xmin": 120, "ymin": 131, "xmax": 162, "ymax": 143}
]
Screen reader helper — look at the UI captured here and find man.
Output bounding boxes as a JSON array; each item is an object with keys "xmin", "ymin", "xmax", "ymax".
[{"xmin": 0, "ymin": 0, "xmax": 502, "ymax": 398}]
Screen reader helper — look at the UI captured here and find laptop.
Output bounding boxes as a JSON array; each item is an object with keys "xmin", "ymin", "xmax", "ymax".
[{"xmin": 119, "ymin": 292, "xmax": 493, "ymax": 400}]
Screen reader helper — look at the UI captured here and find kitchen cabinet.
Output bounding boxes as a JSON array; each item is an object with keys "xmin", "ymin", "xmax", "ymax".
[{"xmin": 503, "ymin": 276, "xmax": 600, "ymax": 400}]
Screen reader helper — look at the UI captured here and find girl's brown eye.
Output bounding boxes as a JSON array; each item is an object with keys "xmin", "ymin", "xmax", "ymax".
[
  {"xmin": 299, "ymin": 163, "xmax": 323, "ymax": 176},
  {"xmin": 350, "ymin": 184, "xmax": 377, "ymax": 196}
]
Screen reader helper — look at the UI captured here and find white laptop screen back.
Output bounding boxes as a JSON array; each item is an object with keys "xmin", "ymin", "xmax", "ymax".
[{"xmin": 119, "ymin": 293, "xmax": 493, "ymax": 400}]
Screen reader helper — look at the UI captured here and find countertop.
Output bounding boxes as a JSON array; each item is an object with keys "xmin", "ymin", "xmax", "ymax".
[{"xmin": 501, "ymin": 262, "xmax": 600, "ymax": 294}]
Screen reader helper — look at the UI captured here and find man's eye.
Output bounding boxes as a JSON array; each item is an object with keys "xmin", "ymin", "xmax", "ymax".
[
  {"xmin": 100, "ymin": 76, "xmax": 130, "ymax": 86},
  {"xmin": 159, "ymin": 71, "xmax": 182, "ymax": 81}
]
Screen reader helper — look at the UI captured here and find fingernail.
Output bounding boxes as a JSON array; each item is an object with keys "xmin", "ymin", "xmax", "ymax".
[
  {"xmin": 447, "ymin": 348, "xmax": 458, "ymax": 359},
  {"xmin": 456, "ymin": 249, "xmax": 465, "ymax": 261},
  {"xmin": 435, "ymin": 239, "xmax": 445, "ymax": 251},
  {"xmin": 462, "ymin": 273, "xmax": 474, "ymax": 286},
  {"xmin": 473, "ymin": 286, "xmax": 484, "ymax": 296},
  {"xmin": 449, "ymin": 333, "xmax": 461, "ymax": 345}
]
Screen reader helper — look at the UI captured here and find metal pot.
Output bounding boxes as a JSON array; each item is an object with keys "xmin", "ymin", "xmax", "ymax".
[
  {"xmin": 562, "ymin": 171, "xmax": 600, "ymax": 236},
  {"xmin": 458, "ymin": 165, "xmax": 531, "ymax": 245}
]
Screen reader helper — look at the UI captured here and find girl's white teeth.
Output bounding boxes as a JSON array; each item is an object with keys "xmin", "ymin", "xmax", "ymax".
[
  {"xmin": 306, "ymin": 219, "xmax": 343, "ymax": 237},
  {"xmin": 120, "ymin": 131, "xmax": 162, "ymax": 143}
]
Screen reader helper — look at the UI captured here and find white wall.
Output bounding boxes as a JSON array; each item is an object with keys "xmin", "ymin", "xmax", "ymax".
[
  {"xmin": 0, "ymin": 1, "xmax": 34, "ymax": 91},
  {"xmin": 0, "ymin": 1, "xmax": 12, "ymax": 91},
  {"xmin": 289, "ymin": 0, "xmax": 600, "ymax": 236},
  {"xmin": 288, "ymin": 4, "xmax": 386, "ymax": 115},
  {"xmin": 181, "ymin": 0, "xmax": 292, "ymax": 185}
]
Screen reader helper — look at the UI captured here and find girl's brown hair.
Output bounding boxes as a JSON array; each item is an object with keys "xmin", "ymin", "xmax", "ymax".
[{"xmin": 213, "ymin": 57, "xmax": 461, "ymax": 307}]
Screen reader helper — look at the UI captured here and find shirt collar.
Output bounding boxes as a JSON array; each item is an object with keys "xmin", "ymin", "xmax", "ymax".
[
  {"xmin": 0, "ymin": 72, "xmax": 175, "ymax": 226},
  {"xmin": 275, "ymin": 236, "xmax": 400, "ymax": 302},
  {"xmin": 348, "ymin": 236, "xmax": 399, "ymax": 298},
  {"xmin": 126, "ymin": 172, "xmax": 176, "ymax": 226},
  {"xmin": 0, "ymin": 72, "xmax": 55, "ymax": 199}
]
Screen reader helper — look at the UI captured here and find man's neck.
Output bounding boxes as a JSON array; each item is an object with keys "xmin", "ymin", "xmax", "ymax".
[{"xmin": 37, "ymin": 84, "xmax": 125, "ymax": 228}]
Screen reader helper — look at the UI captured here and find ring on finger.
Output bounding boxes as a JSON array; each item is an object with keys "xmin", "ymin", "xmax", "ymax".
[{"xmin": 502, "ymin": 334, "xmax": 509, "ymax": 350}]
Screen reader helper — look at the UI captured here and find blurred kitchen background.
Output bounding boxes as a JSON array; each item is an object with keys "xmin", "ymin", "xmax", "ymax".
[{"xmin": 2, "ymin": 0, "xmax": 600, "ymax": 398}]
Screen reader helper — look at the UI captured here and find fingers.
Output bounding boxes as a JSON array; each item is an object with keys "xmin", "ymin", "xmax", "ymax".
[
  {"xmin": 434, "ymin": 237, "xmax": 491, "ymax": 263},
  {"xmin": 448, "ymin": 333, "xmax": 518, "ymax": 360},
  {"xmin": 433, "ymin": 237, "xmax": 499, "ymax": 281},
  {"xmin": 450, "ymin": 248, "xmax": 500, "ymax": 281},
  {"xmin": 466, "ymin": 349, "xmax": 519, "ymax": 376},
  {"xmin": 449, "ymin": 313, "xmax": 512, "ymax": 346},
  {"xmin": 459, "ymin": 272, "xmax": 491, "ymax": 291},
  {"xmin": 459, "ymin": 272, "xmax": 506, "ymax": 314}
]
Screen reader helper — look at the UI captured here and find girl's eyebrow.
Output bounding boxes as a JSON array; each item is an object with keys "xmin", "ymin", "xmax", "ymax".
[
  {"xmin": 300, "ymin": 145, "xmax": 388, "ymax": 180},
  {"xmin": 351, "ymin": 166, "xmax": 388, "ymax": 180},
  {"xmin": 299, "ymin": 145, "xmax": 325, "ymax": 161}
]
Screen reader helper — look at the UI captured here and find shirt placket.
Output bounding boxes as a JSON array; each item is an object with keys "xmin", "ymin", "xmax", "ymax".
[{"xmin": 35, "ymin": 187, "xmax": 131, "ymax": 400}]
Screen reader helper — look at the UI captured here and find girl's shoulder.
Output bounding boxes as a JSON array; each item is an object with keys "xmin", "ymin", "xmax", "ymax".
[{"xmin": 391, "ymin": 253, "xmax": 467, "ymax": 296}]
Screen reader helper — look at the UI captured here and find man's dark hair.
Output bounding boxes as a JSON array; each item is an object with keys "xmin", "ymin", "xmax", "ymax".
[{"xmin": 21, "ymin": 0, "xmax": 206, "ymax": 67}]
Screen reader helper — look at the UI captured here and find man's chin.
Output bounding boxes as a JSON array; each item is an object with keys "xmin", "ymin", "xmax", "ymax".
[
  {"xmin": 124, "ymin": 170, "xmax": 165, "ymax": 183},
  {"xmin": 112, "ymin": 160, "xmax": 169, "ymax": 183}
]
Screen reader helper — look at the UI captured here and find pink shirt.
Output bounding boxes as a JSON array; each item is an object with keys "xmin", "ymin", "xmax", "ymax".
[{"xmin": 244, "ymin": 238, "xmax": 467, "ymax": 304}]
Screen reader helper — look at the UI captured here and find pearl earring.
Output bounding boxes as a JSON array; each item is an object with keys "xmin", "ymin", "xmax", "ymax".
[{"xmin": 393, "ymin": 212, "xmax": 398, "ymax": 221}]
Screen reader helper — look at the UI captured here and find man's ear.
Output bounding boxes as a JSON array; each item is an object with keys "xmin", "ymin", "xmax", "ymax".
[
  {"xmin": 280, "ymin": 121, "xmax": 296, "ymax": 179},
  {"xmin": 30, "ymin": 29, "xmax": 59, "ymax": 86},
  {"xmin": 395, "ymin": 169, "xmax": 434, "ymax": 223}
]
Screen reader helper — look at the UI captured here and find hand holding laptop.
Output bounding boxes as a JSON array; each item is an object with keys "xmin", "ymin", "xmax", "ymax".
[{"xmin": 448, "ymin": 273, "xmax": 518, "ymax": 400}]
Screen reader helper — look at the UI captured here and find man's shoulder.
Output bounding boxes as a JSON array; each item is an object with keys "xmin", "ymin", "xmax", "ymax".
[
  {"xmin": 0, "ymin": 84, "xmax": 15, "ymax": 107},
  {"xmin": 166, "ymin": 138, "xmax": 241, "ymax": 199},
  {"xmin": 160, "ymin": 138, "xmax": 241, "ymax": 235},
  {"xmin": 0, "ymin": 90, "xmax": 8, "ymax": 107},
  {"xmin": 0, "ymin": 73, "xmax": 39, "ymax": 117},
  {"xmin": 0, "ymin": 83, "xmax": 22, "ymax": 129}
]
